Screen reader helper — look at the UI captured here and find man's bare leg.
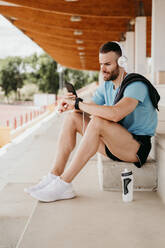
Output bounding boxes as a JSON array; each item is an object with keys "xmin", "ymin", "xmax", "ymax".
[
  {"xmin": 61, "ymin": 116, "xmax": 140, "ymax": 183},
  {"xmin": 51, "ymin": 112, "xmax": 91, "ymax": 176},
  {"xmin": 24, "ymin": 112, "xmax": 91, "ymax": 195},
  {"xmin": 28, "ymin": 114, "xmax": 110, "ymax": 201},
  {"xmin": 51, "ymin": 112, "xmax": 107, "ymax": 176}
]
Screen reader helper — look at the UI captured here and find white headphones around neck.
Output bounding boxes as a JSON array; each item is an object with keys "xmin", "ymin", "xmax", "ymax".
[{"xmin": 114, "ymin": 41, "xmax": 128, "ymax": 69}]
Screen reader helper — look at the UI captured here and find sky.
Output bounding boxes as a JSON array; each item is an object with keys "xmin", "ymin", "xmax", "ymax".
[{"xmin": 0, "ymin": 14, "xmax": 44, "ymax": 59}]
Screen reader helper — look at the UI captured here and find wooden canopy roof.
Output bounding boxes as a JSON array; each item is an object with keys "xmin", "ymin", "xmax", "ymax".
[{"xmin": 0, "ymin": 0, "xmax": 152, "ymax": 71}]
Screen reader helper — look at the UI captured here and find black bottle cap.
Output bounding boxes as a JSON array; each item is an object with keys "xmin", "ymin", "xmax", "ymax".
[{"xmin": 121, "ymin": 170, "xmax": 132, "ymax": 177}]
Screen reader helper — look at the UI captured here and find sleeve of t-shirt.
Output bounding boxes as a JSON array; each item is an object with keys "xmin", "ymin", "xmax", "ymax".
[
  {"xmin": 123, "ymin": 81, "xmax": 148, "ymax": 103},
  {"xmin": 92, "ymin": 83, "xmax": 105, "ymax": 105}
]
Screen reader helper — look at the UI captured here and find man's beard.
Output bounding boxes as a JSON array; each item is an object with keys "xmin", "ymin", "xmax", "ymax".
[{"xmin": 103, "ymin": 66, "xmax": 120, "ymax": 81}]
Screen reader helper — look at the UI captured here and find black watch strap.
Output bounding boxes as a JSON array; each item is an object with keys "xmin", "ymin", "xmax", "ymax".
[{"xmin": 75, "ymin": 97, "xmax": 83, "ymax": 110}]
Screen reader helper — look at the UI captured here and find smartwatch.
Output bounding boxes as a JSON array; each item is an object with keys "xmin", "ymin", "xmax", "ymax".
[{"xmin": 75, "ymin": 97, "xmax": 83, "ymax": 110}]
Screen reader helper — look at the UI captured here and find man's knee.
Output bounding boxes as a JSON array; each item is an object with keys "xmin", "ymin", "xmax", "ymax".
[
  {"xmin": 90, "ymin": 116, "xmax": 118, "ymax": 138},
  {"xmin": 90, "ymin": 116, "xmax": 111, "ymax": 130},
  {"xmin": 64, "ymin": 111, "xmax": 82, "ymax": 126},
  {"xmin": 91, "ymin": 116, "xmax": 105, "ymax": 129}
]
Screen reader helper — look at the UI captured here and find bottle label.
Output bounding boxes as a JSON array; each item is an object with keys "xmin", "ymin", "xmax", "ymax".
[{"xmin": 123, "ymin": 178, "xmax": 132, "ymax": 195}]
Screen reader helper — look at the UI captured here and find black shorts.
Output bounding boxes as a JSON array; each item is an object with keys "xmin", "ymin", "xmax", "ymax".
[{"xmin": 105, "ymin": 134, "xmax": 152, "ymax": 168}]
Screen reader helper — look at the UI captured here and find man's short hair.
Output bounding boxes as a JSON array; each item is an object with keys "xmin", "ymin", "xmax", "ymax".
[{"xmin": 99, "ymin": 41, "xmax": 122, "ymax": 57}]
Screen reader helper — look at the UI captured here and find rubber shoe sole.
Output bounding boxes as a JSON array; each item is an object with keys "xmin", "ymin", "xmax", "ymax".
[{"xmin": 31, "ymin": 189, "xmax": 76, "ymax": 203}]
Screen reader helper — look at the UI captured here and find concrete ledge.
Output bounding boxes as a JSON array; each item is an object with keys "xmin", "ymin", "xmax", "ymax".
[
  {"xmin": 156, "ymin": 134, "xmax": 165, "ymax": 204},
  {"xmin": 97, "ymin": 153, "xmax": 157, "ymax": 192}
]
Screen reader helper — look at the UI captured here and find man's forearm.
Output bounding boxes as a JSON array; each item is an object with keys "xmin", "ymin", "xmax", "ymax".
[{"xmin": 78, "ymin": 101, "xmax": 118, "ymax": 122}]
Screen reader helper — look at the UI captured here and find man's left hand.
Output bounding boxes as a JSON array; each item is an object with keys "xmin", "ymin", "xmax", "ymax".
[{"xmin": 58, "ymin": 93, "xmax": 76, "ymax": 112}]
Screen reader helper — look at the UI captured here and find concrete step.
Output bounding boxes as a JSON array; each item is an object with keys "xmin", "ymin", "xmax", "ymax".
[
  {"xmin": 0, "ymin": 183, "xmax": 36, "ymax": 248},
  {"xmin": 156, "ymin": 133, "xmax": 165, "ymax": 204},
  {"xmin": 0, "ymin": 113, "xmax": 65, "ymax": 247},
  {"xmin": 97, "ymin": 153, "xmax": 157, "ymax": 191},
  {"xmin": 15, "ymin": 162, "xmax": 165, "ymax": 248}
]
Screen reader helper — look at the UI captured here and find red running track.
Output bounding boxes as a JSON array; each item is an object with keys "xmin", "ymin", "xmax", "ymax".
[{"xmin": 0, "ymin": 104, "xmax": 41, "ymax": 128}]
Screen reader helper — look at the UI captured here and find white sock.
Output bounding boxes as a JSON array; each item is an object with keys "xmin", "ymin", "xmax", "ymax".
[
  {"xmin": 59, "ymin": 177, "xmax": 71, "ymax": 186},
  {"xmin": 49, "ymin": 172, "xmax": 58, "ymax": 179}
]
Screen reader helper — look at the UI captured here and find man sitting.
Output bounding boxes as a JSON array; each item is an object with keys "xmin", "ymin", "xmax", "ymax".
[{"xmin": 25, "ymin": 41, "xmax": 159, "ymax": 202}]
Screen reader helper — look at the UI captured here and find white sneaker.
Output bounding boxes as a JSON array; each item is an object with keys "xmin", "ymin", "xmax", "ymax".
[
  {"xmin": 24, "ymin": 173, "xmax": 57, "ymax": 194},
  {"xmin": 30, "ymin": 176, "xmax": 76, "ymax": 202}
]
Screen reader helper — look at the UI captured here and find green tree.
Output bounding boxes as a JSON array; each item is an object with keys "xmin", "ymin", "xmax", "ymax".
[
  {"xmin": 0, "ymin": 53, "xmax": 98, "ymax": 103},
  {"xmin": 90, "ymin": 71, "xmax": 99, "ymax": 83},
  {"xmin": 36, "ymin": 55, "xmax": 59, "ymax": 97},
  {"xmin": 23, "ymin": 53, "xmax": 38, "ymax": 71},
  {"xmin": 0, "ymin": 68, "xmax": 12, "ymax": 100},
  {"xmin": 63, "ymin": 68, "xmax": 99, "ymax": 90},
  {"xmin": 64, "ymin": 68, "xmax": 89, "ymax": 90},
  {"xmin": 22, "ymin": 53, "xmax": 59, "ymax": 97},
  {"xmin": 0, "ymin": 56, "xmax": 25, "ymax": 100},
  {"xmin": 22, "ymin": 53, "xmax": 40, "ymax": 85}
]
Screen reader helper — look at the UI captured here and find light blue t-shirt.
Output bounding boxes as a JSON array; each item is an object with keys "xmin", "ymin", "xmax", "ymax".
[{"xmin": 92, "ymin": 80, "xmax": 158, "ymax": 136}]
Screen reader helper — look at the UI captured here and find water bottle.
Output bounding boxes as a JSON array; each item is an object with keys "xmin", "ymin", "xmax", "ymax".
[{"xmin": 121, "ymin": 168, "xmax": 133, "ymax": 202}]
